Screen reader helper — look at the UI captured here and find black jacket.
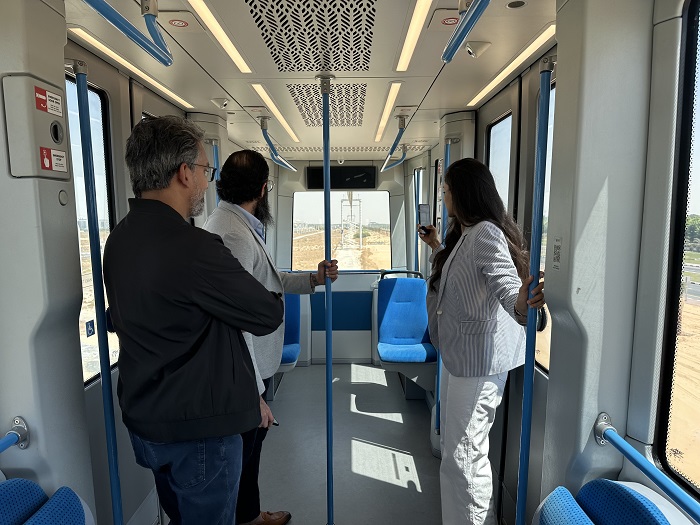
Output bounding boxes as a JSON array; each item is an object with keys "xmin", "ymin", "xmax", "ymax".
[{"xmin": 103, "ymin": 198, "xmax": 283, "ymax": 442}]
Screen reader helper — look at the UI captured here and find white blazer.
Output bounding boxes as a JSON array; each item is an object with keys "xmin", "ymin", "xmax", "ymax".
[
  {"xmin": 204, "ymin": 201, "xmax": 314, "ymax": 390},
  {"xmin": 427, "ymin": 221, "xmax": 526, "ymax": 377}
]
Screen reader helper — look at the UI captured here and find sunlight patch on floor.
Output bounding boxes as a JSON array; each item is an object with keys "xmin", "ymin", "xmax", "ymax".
[
  {"xmin": 350, "ymin": 363, "xmax": 388, "ymax": 386},
  {"xmin": 350, "ymin": 393, "xmax": 404, "ymax": 423},
  {"xmin": 351, "ymin": 438, "xmax": 422, "ymax": 491}
]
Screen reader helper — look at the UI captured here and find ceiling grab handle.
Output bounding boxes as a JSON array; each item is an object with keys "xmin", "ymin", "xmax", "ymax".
[
  {"xmin": 81, "ymin": 0, "xmax": 173, "ymax": 66},
  {"xmin": 515, "ymin": 55, "xmax": 555, "ymax": 525},
  {"xmin": 260, "ymin": 117, "xmax": 298, "ymax": 172},
  {"xmin": 382, "ymin": 145, "xmax": 407, "ymax": 172},
  {"xmin": 380, "ymin": 115, "xmax": 406, "ymax": 172},
  {"xmin": 441, "ymin": 0, "xmax": 490, "ymax": 64}
]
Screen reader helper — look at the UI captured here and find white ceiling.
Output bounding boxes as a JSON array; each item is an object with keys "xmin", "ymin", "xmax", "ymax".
[{"xmin": 65, "ymin": 0, "xmax": 556, "ymax": 161}]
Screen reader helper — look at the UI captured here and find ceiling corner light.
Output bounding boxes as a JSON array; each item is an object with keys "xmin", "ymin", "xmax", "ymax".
[
  {"xmin": 186, "ymin": 0, "xmax": 252, "ymax": 73},
  {"xmin": 396, "ymin": 0, "xmax": 434, "ymax": 72},
  {"xmin": 375, "ymin": 82, "xmax": 403, "ymax": 142},
  {"xmin": 67, "ymin": 27, "xmax": 194, "ymax": 109},
  {"xmin": 467, "ymin": 22, "xmax": 555, "ymax": 108},
  {"xmin": 250, "ymin": 84, "xmax": 300, "ymax": 143}
]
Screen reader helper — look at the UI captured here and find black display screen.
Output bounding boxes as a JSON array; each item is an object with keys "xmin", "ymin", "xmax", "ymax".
[{"xmin": 306, "ymin": 166, "xmax": 377, "ymax": 190}]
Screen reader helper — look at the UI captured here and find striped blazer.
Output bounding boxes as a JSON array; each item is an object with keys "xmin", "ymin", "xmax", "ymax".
[
  {"xmin": 427, "ymin": 221, "xmax": 526, "ymax": 377},
  {"xmin": 203, "ymin": 201, "xmax": 314, "ymax": 389}
]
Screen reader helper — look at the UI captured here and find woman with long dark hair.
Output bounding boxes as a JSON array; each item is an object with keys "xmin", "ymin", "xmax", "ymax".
[{"xmin": 418, "ymin": 158, "xmax": 544, "ymax": 524}]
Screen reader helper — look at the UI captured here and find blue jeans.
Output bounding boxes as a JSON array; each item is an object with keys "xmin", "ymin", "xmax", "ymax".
[{"xmin": 129, "ymin": 431, "xmax": 243, "ymax": 525}]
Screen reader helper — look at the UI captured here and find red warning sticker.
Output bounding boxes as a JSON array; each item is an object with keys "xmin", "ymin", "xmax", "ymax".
[
  {"xmin": 40, "ymin": 147, "xmax": 67, "ymax": 172},
  {"xmin": 34, "ymin": 86, "xmax": 62, "ymax": 117}
]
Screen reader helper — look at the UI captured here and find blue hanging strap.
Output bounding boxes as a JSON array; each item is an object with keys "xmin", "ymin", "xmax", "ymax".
[
  {"xmin": 74, "ymin": 61, "xmax": 124, "ymax": 525},
  {"xmin": 81, "ymin": 0, "xmax": 173, "ymax": 66},
  {"xmin": 380, "ymin": 116, "xmax": 407, "ymax": 172},
  {"xmin": 515, "ymin": 56, "xmax": 555, "ymax": 525},
  {"xmin": 260, "ymin": 117, "xmax": 297, "ymax": 172}
]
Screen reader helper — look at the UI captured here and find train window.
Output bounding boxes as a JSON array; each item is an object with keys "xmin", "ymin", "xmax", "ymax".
[
  {"xmin": 487, "ymin": 113, "xmax": 513, "ymax": 209},
  {"xmin": 663, "ymin": 1, "xmax": 700, "ymax": 493},
  {"xmin": 65, "ymin": 78, "xmax": 119, "ymax": 383},
  {"xmin": 536, "ymin": 85, "xmax": 556, "ymax": 371},
  {"xmin": 292, "ymin": 191, "xmax": 391, "ymax": 271}
]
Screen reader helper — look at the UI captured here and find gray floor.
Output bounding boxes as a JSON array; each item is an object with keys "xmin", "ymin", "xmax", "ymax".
[{"xmin": 258, "ymin": 364, "xmax": 442, "ymax": 524}]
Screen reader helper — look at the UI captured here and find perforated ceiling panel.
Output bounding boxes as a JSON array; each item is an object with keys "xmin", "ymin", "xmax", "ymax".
[
  {"xmin": 287, "ymin": 84, "xmax": 366, "ymax": 127},
  {"xmin": 244, "ymin": 0, "xmax": 377, "ymax": 72},
  {"xmin": 251, "ymin": 145, "xmax": 429, "ymax": 153}
]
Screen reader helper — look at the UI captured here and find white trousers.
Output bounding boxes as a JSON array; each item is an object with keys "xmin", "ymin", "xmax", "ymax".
[{"xmin": 439, "ymin": 364, "xmax": 507, "ymax": 525}]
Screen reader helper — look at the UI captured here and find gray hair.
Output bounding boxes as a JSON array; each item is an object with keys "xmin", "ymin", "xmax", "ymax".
[{"xmin": 125, "ymin": 116, "xmax": 205, "ymax": 197}]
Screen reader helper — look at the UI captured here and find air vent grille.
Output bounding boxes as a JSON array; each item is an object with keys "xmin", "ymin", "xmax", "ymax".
[
  {"xmin": 287, "ymin": 84, "xmax": 366, "ymax": 127},
  {"xmin": 244, "ymin": 0, "xmax": 377, "ymax": 72},
  {"xmin": 250, "ymin": 145, "xmax": 429, "ymax": 153}
]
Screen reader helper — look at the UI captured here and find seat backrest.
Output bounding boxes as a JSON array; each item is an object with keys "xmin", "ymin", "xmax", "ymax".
[
  {"xmin": 283, "ymin": 293, "xmax": 301, "ymax": 345},
  {"xmin": 24, "ymin": 486, "xmax": 85, "ymax": 525},
  {"xmin": 0, "ymin": 479, "xmax": 48, "ymax": 525},
  {"xmin": 377, "ymin": 278, "xmax": 430, "ymax": 345},
  {"xmin": 536, "ymin": 486, "xmax": 594, "ymax": 525},
  {"xmin": 576, "ymin": 479, "xmax": 671, "ymax": 525}
]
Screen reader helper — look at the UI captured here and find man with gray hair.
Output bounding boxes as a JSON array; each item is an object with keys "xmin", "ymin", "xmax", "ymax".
[{"xmin": 103, "ymin": 116, "xmax": 284, "ymax": 525}]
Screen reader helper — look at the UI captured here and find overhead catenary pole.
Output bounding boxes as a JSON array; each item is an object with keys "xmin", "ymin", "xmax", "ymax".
[
  {"xmin": 515, "ymin": 55, "xmax": 555, "ymax": 525},
  {"xmin": 317, "ymin": 73, "xmax": 336, "ymax": 525}
]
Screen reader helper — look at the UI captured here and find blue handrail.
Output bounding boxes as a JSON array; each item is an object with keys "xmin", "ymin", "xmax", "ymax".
[
  {"xmin": 320, "ymin": 75, "xmax": 335, "ymax": 525},
  {"xmin": 441, "ymin": 0, "xmax": 490, "ymax": 63},
  {"xmin": 380, "ymin": 116, "xmax": 407, "ymax": 172},
  {"xmin": 601, "ymin": 426, "xmax": 700, "ymax": 524},
  {"xmin": 261, "ymin": 127, "xmax": 297, "ymax": 172},
  {"xmin": 413, "ymin": 168, "xmax": 421, "ymax": 272},
  {"xmin": 75, "ymin": 65, "xmax": 124, "ymax": 525},
  {"xmin": 82, "ymin": 0, "xmax": 173, "ymax": 66},
  {"xmin": 212, "ymin": 140, "xmax": 220, "ymax": 205},
  {"xmin": 434, "ymin": 139, "xmax": 452, "ymax": 435},
  {"xmin": 515, "ymin": 59, "xmax": 553, "ymax": 525},
  {"xmin": 0, "ymin": 433, "xmax": 18, "ymax": 454}
]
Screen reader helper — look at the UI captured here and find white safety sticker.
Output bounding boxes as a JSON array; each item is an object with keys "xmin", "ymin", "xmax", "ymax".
[
  {"xmin": 552, "ymin": 236, "xmax": 562, "ymax": 271},
  {"xmin": 39, "ymin": 147, "xmax": 68, "ymax": 172},
  {"xmin": 34, "ymin": 86, "xmax": 63, "ymax": 117}
]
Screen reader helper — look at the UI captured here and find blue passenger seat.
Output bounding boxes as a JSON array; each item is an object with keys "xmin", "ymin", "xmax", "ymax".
[
  {"xmin": 533, "ymin": 479, "xmax": 690, "ymax": 525},
  {"xmin": 376, "ymin": 276, "xmax": 437, "ymax": 392},
  {"xmin": 266, "ymin": 293, "xmax": 302, "ymax": 401},
  {"xmin": 0, "ymin": 478, "xmax": 93, "ymax": 525}
]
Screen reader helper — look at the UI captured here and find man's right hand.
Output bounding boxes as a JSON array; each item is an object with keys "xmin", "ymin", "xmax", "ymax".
[{"xmin": 259, "ymin": 396, "xmax": 274, "ymax": 428}]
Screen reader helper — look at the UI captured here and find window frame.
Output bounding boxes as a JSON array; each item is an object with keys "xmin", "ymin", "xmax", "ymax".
[
  {"xmin": 655, "ymin": 0, "xmax": 700, "ymax": 497},
  {"xmin": 486, "ymin": 111, "xmax": 515, "ymax": 210},
  {"xmin": 65, "ymin": 74, "xmax": 118, "ymax": 386}
]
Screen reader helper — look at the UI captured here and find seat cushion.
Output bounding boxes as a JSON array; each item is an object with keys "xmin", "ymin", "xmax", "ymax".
[
  {"xmin": 281, "ymin": 343, "xmax": 301, "ymax": 364},
  {"xmin": 25, "ymin": 486, "xmax": 85, "ymax": 525},
  {"xmin": 535, "ymin": 486, "xmax": 594, "ymax": 525},
  {"xmin": 377, "ymin": 342, "xmax": 437, "ymax": 363},
  {"xmin": 576, "ymin": 478, "xmax": 670, "ymax": 525},
  {"xmin": 0, "ymin": 479, "xmax": 48, "ymax": 525}
]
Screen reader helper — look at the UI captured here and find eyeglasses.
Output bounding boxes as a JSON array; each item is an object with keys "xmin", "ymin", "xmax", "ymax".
[
  {"xmin": 193, "ymin": 163, "xmax": 218, "ymax": 182},
  {"xmin": 266, "ymin": 179, "xmax": 275, "ymax": 192}
]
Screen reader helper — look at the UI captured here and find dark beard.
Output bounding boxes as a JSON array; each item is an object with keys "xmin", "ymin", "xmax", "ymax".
[{"xmin": 254, "ymin": 192, "xmax": 274, "ymax": 227}]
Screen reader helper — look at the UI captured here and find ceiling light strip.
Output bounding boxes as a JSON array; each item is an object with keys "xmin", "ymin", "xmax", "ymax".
[
  {"xmin": 396, "ymin": 0, "xmax": 434, "ymax": 72},
  {"xmin": 68, "ymin": 28, "xmax": 193, "ymax": 109},
  {"xmin": 467, "ymin": 23, "xmax": 556, "ymax": 107},
  {"xmin": 187, "ymin": 0, "xmax": 252, "ymax": 74},
  {"xmin": 375, "ymin": 82, "xmax": 402, "ymax": 142},
  {"xmin": 251, "ymin": 84, "xmax": 300, "ymax": 143}
]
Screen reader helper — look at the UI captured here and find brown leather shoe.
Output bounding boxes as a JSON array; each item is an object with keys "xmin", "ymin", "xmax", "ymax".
[{"xmin": 240, "ymin": 511, "xmax": 291, "ymax": 525}]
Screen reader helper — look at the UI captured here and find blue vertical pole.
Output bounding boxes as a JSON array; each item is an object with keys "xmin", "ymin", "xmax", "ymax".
[
  {"xmin": 319, "ymin": 74, "xmax": 335, "ymax": 525},
  {"xmin": 74, "ymin": 62, "xmax": 124, "ymax": 525},
  {"xmin": 414, "ymin": 169, "xmax": 420, "ymax": 271},
  {"xmin": 515, "ymin": 57, "xmax": 554, "ymax": 525},
  {"xmin": 212, "ymin": 140, "xmax": 220, "ymax": 205},
  {"xmin": 435, "ymin": 139, "xmax": 451, "ymax": 434}
]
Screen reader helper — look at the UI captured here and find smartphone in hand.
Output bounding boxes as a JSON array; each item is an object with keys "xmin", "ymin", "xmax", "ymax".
[{"xmin": 418, "ymin": 204, "xmax": 431, "ymax": 234}]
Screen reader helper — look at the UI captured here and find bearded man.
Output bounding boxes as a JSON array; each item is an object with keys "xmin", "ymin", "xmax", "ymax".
[{"xmin": 203, "ymin": 149, "xmax": 338, "ymax": 525}]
